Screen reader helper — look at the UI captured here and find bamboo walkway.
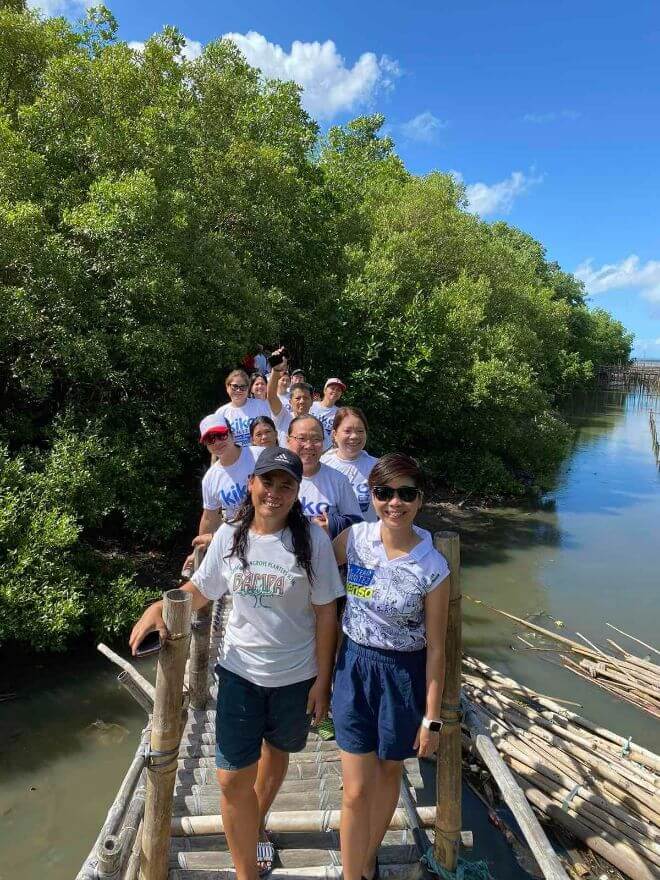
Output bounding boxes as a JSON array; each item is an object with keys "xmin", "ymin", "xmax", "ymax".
[{"xmin": 165, "ymin": 601, "xmax": 426, "ymax": 880}]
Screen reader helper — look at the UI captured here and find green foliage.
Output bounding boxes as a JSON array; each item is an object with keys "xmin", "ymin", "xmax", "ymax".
[{"xmin": 0, "ymin": 6, "xmax": 633, "ymax": 650}]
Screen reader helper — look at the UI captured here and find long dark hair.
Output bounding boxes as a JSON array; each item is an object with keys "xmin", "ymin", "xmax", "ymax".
[{"xmin": 227, "ymin": 486, "xmax": 315, "ymax": 583}]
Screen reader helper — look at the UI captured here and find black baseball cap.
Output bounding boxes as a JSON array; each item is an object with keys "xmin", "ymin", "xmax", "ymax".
[{"xmin": 253, "ymin": 446, "xmax": 303, "ymax": 483}]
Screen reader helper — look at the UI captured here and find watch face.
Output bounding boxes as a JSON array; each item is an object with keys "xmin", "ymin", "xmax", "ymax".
[{"xmin": 428, "ymin": 721, "xmax": 442, "ymax": 732}]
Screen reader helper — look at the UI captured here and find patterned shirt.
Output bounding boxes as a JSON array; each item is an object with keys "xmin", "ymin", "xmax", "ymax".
[{"xmin": 343, "ymin": 521, "xmax": 450, "ymax": 651}]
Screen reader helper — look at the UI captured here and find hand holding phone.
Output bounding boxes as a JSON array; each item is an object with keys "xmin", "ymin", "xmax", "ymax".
[
  {"xmin": 268, "ymin": 347, "xmax": 289, "ymax": 370},
  {"xmin": 129, "ymin": 601, "xmax": 168, "ymax": 657},
  {"xmin": 134, "ymin": 630, "xmax": 161, "ymax": 658}
]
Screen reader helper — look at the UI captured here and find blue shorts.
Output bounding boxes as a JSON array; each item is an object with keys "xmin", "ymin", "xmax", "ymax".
[
  {"xmin": 331, "ymin": 637, "xmax": 426, "ymax": 761},
  {"xmin": 215, "ymin": 665, "xmax": 314, "ymax": 771}
]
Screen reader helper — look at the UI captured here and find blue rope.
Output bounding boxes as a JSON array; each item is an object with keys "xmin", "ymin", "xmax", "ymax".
[{"xmin": 422, "ymin": 847, "xmax": 494, "ymax": 880}]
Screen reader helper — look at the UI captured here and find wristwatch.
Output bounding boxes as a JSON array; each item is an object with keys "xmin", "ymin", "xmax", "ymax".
[{"xmin": 422, "ymin": 717, "xmax": 443, "ymax": 732}]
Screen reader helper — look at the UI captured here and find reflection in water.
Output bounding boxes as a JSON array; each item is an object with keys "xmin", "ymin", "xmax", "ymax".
[
  {"xmin": 436, "ymin": 389, "xmax": 660, "ymax": 752},
  {"xmin": 1, "ymin": 389, "xmax": 659, "ymax": 879}
]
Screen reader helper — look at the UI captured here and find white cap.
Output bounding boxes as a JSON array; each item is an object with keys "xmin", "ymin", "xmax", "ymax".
[
  {"xmin": 324, "ymin": 377, "xmax": 346, "ymax": 391},
  {"xmin": 199, "ymin": 413, "xmax": 230, "ymax": 442}
]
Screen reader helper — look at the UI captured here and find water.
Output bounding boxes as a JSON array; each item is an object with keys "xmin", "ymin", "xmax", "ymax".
[{"xmin": 1, "ymin": 390, "xmax": 658, "ymax": 879}]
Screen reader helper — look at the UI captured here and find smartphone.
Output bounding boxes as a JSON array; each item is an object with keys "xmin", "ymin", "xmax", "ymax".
[
  {"xmin": 268, "ymin": 348, "xmax": 289, "ymax": 369},
  {"xmin": 135, "ymin": 630, "xmax": 162, "ymax": 658}
]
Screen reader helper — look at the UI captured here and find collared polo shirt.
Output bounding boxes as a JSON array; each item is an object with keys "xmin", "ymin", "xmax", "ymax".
[{"xmin": 342, "ymin": 520, "xmax": 450, "ymax": 651}]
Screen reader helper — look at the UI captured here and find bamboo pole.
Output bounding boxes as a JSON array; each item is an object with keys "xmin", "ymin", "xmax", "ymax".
[
  {"xmin": 75, "ymin": 726, "xmax": 150, "ymax": 880},
  {"xmin": 433, "ymin": 531, "xmax": 462, "ymax": 872},
  {"xmin": 462, "ymin": 698, "xmax": 569, "ymax": 880},
  {"xmin": 172, "ymin": 807, "xmax": 437, "ymax": 837},
  {"xmin": 140, "ymin": 589, "xmax": 192, "ymax": 880},
  {"xmin": 605, "ymin": 623, "xmax": 660, "ymax": 658},
  {"xmin": 188, "ymin": 547, "xmax": 212, "ymax": 710},
  {"xmin": 98, "ymin": 643, "xmax": 156, "ymax": 705}
]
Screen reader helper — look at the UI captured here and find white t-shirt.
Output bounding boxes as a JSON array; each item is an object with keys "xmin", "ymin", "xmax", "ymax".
[
  {"xmin": 271, "ymin": 406, "xmax": 293, "ymax": 447},
  {"xmin": 310, "ymin": 403, "xmax": 338, "ymax": 451},
  {"xmin": 201, "ymin": 447, "xmax": 260, "ymax": 518},
  {"xmin": 254, "ymin": 353, "xmax": 268, "ymax": 374},
  {"xmin": 299, "ymin": 463, "xmax": 362, "ymax": 521},
  {"xmin": 192, "ymin": 523, "xmax": 345, "ymax": 686},
  {"xmin": 216, "ymin": 398, "xmax": 270, "ymax": 447},
  {"xmin": 342, "ymin": 521, "xmax": 450, "ymax": 651},
  {"xmin": 320, "ymin": 449, "xmax": 379, "ymax": 522},
  {"xmin": 278, "ymin": 392, "xmax": 291, "ymax": 410}
]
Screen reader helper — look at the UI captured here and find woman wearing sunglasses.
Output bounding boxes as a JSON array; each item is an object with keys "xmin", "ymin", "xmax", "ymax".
[
  {"xmin": 321, "ymin": 407, "xmax": 378, "ymax": 523},
  {"xmin": 131, "ymin": 446, "xmax": 344, "ymax": 880},
  {"xmin": 331, "ymin": 453, "xmax": 451, "ymax": 880},
  {"xmin": 286, "ymin": 415, "xmax": 362, "ymax": 540},
  {"xmin": 188, "ymin": 414, "xmax": 261, "ymax": 560},
  {"xmin": 217, "ymin": 368, "xmax": 270, "ymax": 447}
]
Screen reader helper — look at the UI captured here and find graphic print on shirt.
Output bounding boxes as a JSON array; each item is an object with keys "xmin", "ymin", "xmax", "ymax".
[
  {"xmin": 220, "ymin": 481, "xmax": 247, "ymax": 510},
  {"xmin": 356, "ymin": 479, "xmax": 370, "ymax": 513},
  {"xmin": 346, "ymin": 563, "xmax": 375, "ymax": 599},
  {"xmin": 226, "ymin": 415, "xmax": 253, "ymax": 447},
  {"xmin": 299, "ymin": 494, "xmax": 330, "ymax": 518},
  {"xmin": 342, "ymin": 531, "xmax": 443, "ymax": 651},
  {"xmin": 229, "ymin": 559, "xmax": 292, "ymax": 608}
]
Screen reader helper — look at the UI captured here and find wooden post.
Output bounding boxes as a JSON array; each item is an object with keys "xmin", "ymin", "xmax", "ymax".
[
  {"xmin": 188, "ymin": 547, "xmax": 212, "ymax": 710},
  {"xmin": 434, "ymin": 531, "xmax": 462, "ymax": 872},
  {"xmin": 140, "ymin": 589, "xmax": 192, "ymax": 880}
]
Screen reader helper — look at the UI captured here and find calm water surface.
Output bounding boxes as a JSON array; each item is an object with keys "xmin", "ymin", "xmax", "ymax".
[{"xmin": 1, "ymin": 390, "xmax": 658, "ymax": 879}]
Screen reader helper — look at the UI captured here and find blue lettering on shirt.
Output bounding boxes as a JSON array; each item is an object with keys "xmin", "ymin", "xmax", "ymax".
[
  {"xmin": 356, "ymin": 480, "xmax": 370, "ymax": 513},
  {"xmin": 227, "ymin": 416, "xmax": 255, "ymax": 447},
  {"xmin": 220, "ymin": 483, "xmax": 247, "ymax": 509},
  {"xmin": 299, "ymin": 497, "xmax": 331, "ymax": 517},
  {"xmin": 347, "ymin": 564, "xmax": 375, "ymax": 586}
]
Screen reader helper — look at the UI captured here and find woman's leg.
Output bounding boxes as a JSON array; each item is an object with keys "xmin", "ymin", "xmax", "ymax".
[
  {"xmin": 255, "ymin": 740, "xmax": 290, "ymax": 847},
  {"xmin": 217, "ymin": 762, "xmax": 260, "ymax": 880},
  {"xmin": 339, "ymin": 750, "xmax": 379, "ymax": 880},
  {"xmin": 362, "ymin": 759, "xmax": 403, "ymax": 879}
]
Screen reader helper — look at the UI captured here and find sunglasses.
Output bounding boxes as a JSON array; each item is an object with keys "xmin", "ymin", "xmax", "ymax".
[
  {"xmin": 204, "ymin": 431, "xmax": 229, "ymax": 443},
  {"xmin": 372, "ymin": 485, "xmax": 421, "ymax": 503},
  {"xmin": 229, "ymin": 383, "xmax": 248, "ymax": 392}
]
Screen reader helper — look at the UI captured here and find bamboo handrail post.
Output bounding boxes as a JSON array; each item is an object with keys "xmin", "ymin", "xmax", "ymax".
[
  {"xmin": 140, "ymin": 588, "xmax": 192, "ymax": 880},
  {"xmin": 433, "ymin": 531, "xmax": 462, "ymax": 871},
  {"xmin": 188, "ymin": 547, "xmax": 212, "ymax": 710}
]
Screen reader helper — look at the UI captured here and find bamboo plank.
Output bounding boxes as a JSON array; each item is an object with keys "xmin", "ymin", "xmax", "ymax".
[{"xmin": 175, "ymin": 844, "xmax": 419, "ymax": 870}]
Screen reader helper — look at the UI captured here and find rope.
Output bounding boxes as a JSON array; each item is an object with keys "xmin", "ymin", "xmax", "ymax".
[{"xmin": 422, "ymin": 847, "xmax": 493, "ymax": 880}]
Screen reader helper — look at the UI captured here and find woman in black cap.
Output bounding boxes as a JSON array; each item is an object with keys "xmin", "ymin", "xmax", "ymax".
[{"xmin": 130, "ymin": 447, "xmax": 344, "ymax": 880}]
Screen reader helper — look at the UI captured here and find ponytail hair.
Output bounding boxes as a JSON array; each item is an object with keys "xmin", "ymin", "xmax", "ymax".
[{"xmin": 227, "ymin": 492, "xmax": 315, "ymax": 584}]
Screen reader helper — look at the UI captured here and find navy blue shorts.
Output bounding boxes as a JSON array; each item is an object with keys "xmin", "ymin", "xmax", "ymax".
[
  {"xmin": 215, "ymin": 665, "xmax": 314, "ymax": 771},
  {"xmin": 331, "ymin": 637, "xmax": 426, "ymax": 761}
]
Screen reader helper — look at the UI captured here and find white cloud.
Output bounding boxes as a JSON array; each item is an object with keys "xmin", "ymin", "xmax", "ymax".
[
  {"xmin": 574, "ymin": 256, "xmax": 660, "ymax": 303},
  {"xmin": 400, "ymin": 111, "xmax": 447, "ymax": 143},
  {"xmin": 222, "ymin": 31, "xmax": 400, "ymax": 118},
  {"xmin": 128, "ymin": 37, "xmax": 203, "ymax": 61},
  {"xmin": 523, "ymin": 110, "xmax": 580, "ymax": 124},
  {"xmin": 452, "ymin": 169, "xmax": 543, "ymax": 217},
  {"xmin": 28, "ymin": 0, "xmax": 88, "ymax": 15}
]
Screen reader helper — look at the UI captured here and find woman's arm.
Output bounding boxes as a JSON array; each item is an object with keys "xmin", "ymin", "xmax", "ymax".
[
  {"xmin": 416, "ymin": 575, "xmax": 450, "ymax": 758},
  {"xmin": 267, "ymin": 355, "xmax": 285, "ymax": 416},
  {"xmin": 192, "ymin": 508, "xmax": 222, "ymax": 547},
  {"xmin": 332, "ymin": 527, "xmax": 350, "ymax": 565},
  {"xmin": 129, "ymin": 581, "xmax": 210, "ymax": 656},
  {"xmin": 306, "ymin": 600, "xmax": 338, "ymax": 724}
]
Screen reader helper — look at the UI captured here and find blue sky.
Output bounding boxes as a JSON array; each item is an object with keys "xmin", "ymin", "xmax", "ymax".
[{"xmin": 35, "ymin": 0, "xmax": 660, "ymax": 357}]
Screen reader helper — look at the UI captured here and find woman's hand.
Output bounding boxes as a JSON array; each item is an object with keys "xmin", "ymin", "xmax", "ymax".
[
  {"xmin": 306, "ymin": 678, "xmax": 331, "ymax": 725},
  {"xmin": 414, "ymin": 724, "xmax": 440, "ymax": 759},
  {"xmin": 192, "ymin": 533, "xmax": 213, "ymax": 549},
  {"xmin": 129, "ymin": 601, "xmax": 168, "ymax": 656},
  {"xmin": 311, "ymin": 513, "xmax": 329, "ymax": 534}
]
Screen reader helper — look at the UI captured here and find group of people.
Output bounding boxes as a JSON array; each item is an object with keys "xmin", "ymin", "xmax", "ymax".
[{"xmin": 129, "ymin": 350, "xmax": 451, "ymax": 880}]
